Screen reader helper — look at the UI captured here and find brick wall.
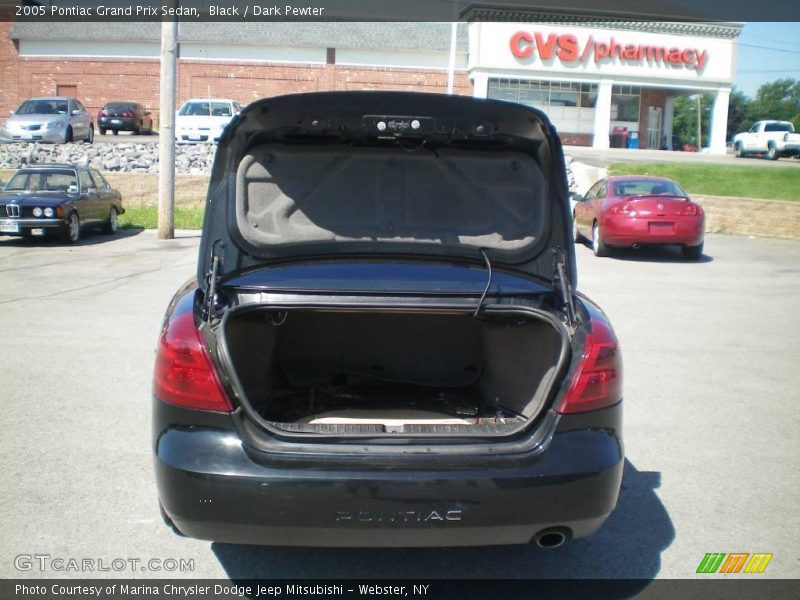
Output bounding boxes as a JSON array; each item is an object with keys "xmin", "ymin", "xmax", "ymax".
[
  {"xmin": 0, "ymin": 27, "xmax": 472, "ymax": 125},
  {"xmin": 639, "ymin": 88, "xmax": 667, "ymax": 149}
]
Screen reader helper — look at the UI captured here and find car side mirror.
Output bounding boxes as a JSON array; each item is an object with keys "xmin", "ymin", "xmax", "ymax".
[
  {"xmin": 71, "ymin": 109, "xmax": 81, "ymax": 115},
  {"xmin": 82, "ymin": 187, "xmax": 96, "ymax": 196},
  {"xmin": 68, "ymin": 184, "xmax": 78, "ymax": 194},
  {"xmin": 569, "ymin": 192, "xmax": 584, "ymax": 203}
]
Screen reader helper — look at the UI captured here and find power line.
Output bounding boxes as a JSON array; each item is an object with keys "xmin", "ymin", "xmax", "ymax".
[
  {"xmin": 738, "ymin": 42, "xmax": 800, "ymax": 55},
  {"xmin": 739, "ymin": 68, "xmax": 800, "ymax": 73},
  {"xmin": 742, "ymin": 32, "xmax": 800, "ymax": 52}
]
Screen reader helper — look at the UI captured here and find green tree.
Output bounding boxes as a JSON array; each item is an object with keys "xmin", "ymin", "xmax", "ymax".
[
  {"xmin": 727, "ymin": 88, "xmax": 752, "ymax": 138},
  {"xmin": 750, "ymin": 78, "xmax": 800, "ymax": 123}
]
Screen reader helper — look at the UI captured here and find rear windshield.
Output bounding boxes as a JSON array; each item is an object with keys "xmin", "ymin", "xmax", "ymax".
[
  {"xmin": 105, "ymin": 103, "xmax": 136, "ymax": 111},
  {"xmin": 613, "ymin": 180, "xmax": 685, "ymax": 196},
  {"xmin": 5, "ymin": 170, "xmax": 78, "ymax": 193},
  {"xmin": 764, "ymin": 122, "xmax": 794, "ymax": 133},
  {"xmin": 179, "ymin": 102, "xmax": 232, "ymax": 117},
  {"xmin": 16, "ymin": 100, "xmax": 69, "ymax": 115}
]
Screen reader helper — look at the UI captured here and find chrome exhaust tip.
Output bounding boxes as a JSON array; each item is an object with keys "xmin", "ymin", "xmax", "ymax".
[
  {"xmin": 534, "ymin": 528, "xmax": 568, "ymax": 549},
  {"xmin": 632, "ymin": 243, "xmax": 642, "ymax": 250}
]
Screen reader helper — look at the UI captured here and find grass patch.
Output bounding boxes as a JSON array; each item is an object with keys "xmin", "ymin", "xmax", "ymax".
[
  {"xmin": 607, "ymin": 163, "xmax": 800, "ymax": 202},
  {"xmin": 119, "ymin": 205, "xmax": 205, "ymax": 230}
]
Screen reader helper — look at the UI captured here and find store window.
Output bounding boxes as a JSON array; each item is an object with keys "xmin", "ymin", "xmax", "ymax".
[
  {"xmin": 488, "ymin": 79, "xmax": 598, "ymax": 134},
  {"xmin": 611, "ymin": 85, "xmax": 641, "ymax": 123}
]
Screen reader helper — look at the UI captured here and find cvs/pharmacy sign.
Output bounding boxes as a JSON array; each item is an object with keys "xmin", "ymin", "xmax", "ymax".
[{"xmin": 510, "ymin": 31, "xmax": 708, "ymax": 72}]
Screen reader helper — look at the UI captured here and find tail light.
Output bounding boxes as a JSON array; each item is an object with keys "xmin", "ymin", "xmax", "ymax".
[
  {"xmin": 153, "ymin": 310, "xmax": 233, "ymax": 412},
  {"xmin": 557, "ymin": 318, "xmax": 622, "ymax": 414},
  {"xmin": 681, "ymin": 203, "xmax": 703, "ymax": 216},
  {"xmin": 99, "ymin": 110, "xmax": 107, "ymax": 116},
  {"xmin": 610, "ymin": 202, "xmax": 635, "ymax": 215},
  {"xmin": 122, "ymin": 111, "xmax": 134, "ymax": 118}
]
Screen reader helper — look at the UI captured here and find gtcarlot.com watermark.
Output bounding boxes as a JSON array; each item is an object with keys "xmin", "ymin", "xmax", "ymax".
[{"xmin": 14, "ymin": 554, "xmax": 194, "ymax": 573}]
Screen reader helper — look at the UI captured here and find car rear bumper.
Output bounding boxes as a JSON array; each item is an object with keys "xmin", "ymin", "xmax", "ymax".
[
  {"xmin": 99, "ymin": 117, "xmax": 136, "ymax": 130},
  {"xmin": 154, "ymin": 401, "xmax": 624, "ymax": 547},
  {"xmin": 602, "ymin": 214, "xmax": 704, "ymax": 246}
]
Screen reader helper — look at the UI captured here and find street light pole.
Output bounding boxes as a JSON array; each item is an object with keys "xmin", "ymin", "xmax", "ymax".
[{"xmin": 158, "ymin": 16, "xmax": 178, "ymax": 239}]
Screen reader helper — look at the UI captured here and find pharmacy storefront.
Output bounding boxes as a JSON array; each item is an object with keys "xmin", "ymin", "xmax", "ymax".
[{"xmin": 468, "ymin": 22, "xmax": 740, "ymax": 153}]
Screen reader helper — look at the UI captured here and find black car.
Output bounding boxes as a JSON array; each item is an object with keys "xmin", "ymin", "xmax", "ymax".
[
  {"xmin": 0, "ymin": 164, "xmax": 124, "ymax": 243},
  {"xmin": 153, "ymin": 92, "xmax": 624, "ymax": 548},
  {"xmin": 98, "ymin": 102, "xmax": 153, "ymax": 135}
]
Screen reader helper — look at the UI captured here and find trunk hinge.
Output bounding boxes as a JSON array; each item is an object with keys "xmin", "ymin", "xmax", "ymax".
[
  {"xmin": 204, "ymin": 240, "xmax": 224, "ymax": 323},
  {"xmin": 552, "ymin": 247, "xmax": 578, "ymax": 332}
]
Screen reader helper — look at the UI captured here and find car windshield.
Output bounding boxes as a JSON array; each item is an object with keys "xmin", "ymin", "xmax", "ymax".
[
  {"xmin": 614, "ymin": 180, "xmax": 685, "ymax": 196},
  {"xmin": 15, "ymin": 100, "xmax": 69, "ymax": 115},
  {"xmin": 4, "ymin": 170, "xmax": 78, "ymax": 193},
  {"xmin": 179, "ymin": 102, "xmax": 232, "ymax": 117},
  {"xmin": 764, "ymin": 122, "xmax": 794, "ymax": 133}
]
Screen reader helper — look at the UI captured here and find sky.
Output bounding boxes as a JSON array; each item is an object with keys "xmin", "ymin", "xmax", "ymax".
[{"xmin": 735, "ymin": 22, "xmax": 800, "ymax": 97}]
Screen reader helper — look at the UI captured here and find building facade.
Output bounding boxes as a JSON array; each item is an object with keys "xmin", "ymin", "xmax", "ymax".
[{"xmin": 0, "ymin": 20, "xmax": 741, "ymax": 152}]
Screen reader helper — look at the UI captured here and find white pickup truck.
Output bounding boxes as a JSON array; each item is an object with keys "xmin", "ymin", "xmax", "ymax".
[{"xmin": 733, "ymin": 120, "xmax": 800, "ymax": 160}]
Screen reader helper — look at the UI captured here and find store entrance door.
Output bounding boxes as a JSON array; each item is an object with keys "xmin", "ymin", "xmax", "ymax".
[{"xmin": 647, "ymin": 107, "xmax": 662, "ymax": 149}]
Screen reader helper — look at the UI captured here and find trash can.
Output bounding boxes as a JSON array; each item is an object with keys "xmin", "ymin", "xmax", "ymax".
[
  {"xmin": 627, "ymin": 130, "xmax": 640, "ymax": 149},
  {"xmin": 610, "ymin": 126, "xmax": 628, "ymax": 148}
]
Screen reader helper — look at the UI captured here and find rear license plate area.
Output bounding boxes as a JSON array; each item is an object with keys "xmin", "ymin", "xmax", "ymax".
[{"xmin": 649, "ymin": 222, "xmax": 675, "ymax": 233}]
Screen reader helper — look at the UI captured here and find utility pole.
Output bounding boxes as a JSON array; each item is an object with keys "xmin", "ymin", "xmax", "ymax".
[
  {"xmin": 696, "ymin": 95, "xmax": 702, "ymax": 152},
  {"xmin": 158, "ymin": 16, "xmax": 178, "ymax": 239},
  {"xmin": 446, "ymin": 22, "xmax": 458, "ymax": 95}
]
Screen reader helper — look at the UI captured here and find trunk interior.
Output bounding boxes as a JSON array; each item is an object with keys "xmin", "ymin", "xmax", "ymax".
[{"xmin": 219, "ymin": 308, "xmax": 567, "ymax": 436}]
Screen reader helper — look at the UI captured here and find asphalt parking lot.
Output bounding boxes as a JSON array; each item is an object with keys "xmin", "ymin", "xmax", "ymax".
[{"xmin": 0, "ymin": 229, "xmax": 798, "ymax": 581}]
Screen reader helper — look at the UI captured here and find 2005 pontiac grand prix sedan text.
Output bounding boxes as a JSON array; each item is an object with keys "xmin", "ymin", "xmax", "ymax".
[{"xmin": 153, "ymin": 92, "xmax": 624, "ymax": 548}]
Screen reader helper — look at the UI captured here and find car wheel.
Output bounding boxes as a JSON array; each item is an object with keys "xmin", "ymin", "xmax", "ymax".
[
  {"xmin": 572, "ymin": 213, "xmax": 583, "ymax": 243},
  {"xmin": 682, "ymin": 242, "xmax": 704, "ymax": 260},
  {"xmin": 103, "ymin": 207, "xmax": 118, "ymax": 234},
  {"xmin": 61, "ymin": 212, "xmax": 80, "ymax": 244},
  {"xmin": 99, "ymin": 127, "xmax": 106, "ymax": 135},
  {"xmin": 133, "ymin": 124, "xmax": 141, "ymax": 136},
  {"xmin": 86, "ymin": 125, "xmax": 94, "ymax": 144},
  {"xmin": 734, "ymin": 143, "xmax": 744, "ymax": 158},
  {"xmin": 766, "ymin": 144, "xmax": 779, "ymax": 160},
  {"xmin": 592, "ymin": 222, "xmax": 609, "ymax": 257},
  {"xmin": 64, "ymin": 126, "xmax": 73, "ymax": 143},
  {"xmin": 112, "ymin": 129, "xmax": 119, "ymax": 136}
]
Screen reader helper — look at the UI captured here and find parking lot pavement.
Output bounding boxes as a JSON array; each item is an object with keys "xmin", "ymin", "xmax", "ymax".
[
  {"xmin": 95, "ymin": 132, "xmax": 160, "ymax": 144},
  {"xmin": 0, "ymin": 230, "xmax": 798, "ymax": 581}
]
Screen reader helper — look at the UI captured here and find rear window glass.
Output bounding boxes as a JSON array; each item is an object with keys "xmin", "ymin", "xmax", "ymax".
[
  {"xmin": 105, "ymin": 103, "xmax": 136, "ymax": 111},
  {"xmin": 613, "ymin": 180, "xmax": 685, "ymax": 196},
  {"xmin": 16, "ymin": 100, "xmax": 69, "ymax": 115},
  {"xmin": 5, "ymin": 170, "xmax": 77, "ymax": 192},
  {"xmin": 764, "ymin": 122, "xmax": 794, "ymax": 133},
  {"xmin": 179, "ymin": 102, "xmax": 232, "ymax": 117}
]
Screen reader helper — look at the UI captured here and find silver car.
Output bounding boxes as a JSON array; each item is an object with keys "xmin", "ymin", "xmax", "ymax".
[{"xmin": 0, "ymin": 97, "xmax": 94, "ymax": 144}]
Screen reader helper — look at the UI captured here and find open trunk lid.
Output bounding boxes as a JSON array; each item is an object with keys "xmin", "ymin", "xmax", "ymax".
[{"xmin": 197, "ymin": 91, "xmax": 575, "ymax": 295}]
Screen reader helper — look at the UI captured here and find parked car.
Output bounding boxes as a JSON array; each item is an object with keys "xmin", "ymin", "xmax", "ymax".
[
  {"xmin": 573, "ymin": 176, "xmax": 705, "ymax": 259},
  {"xmin": 733, "ymin": 120, "xmax": 800, "ymax": 160},
  {"xmin": 174, "ymin": 98, "xmax": 241, "ymax": 144},
  {"xmin": 153, "ymin": 92, "xmax": 624, "ymax": 548},
  {"xmin": 98, "ymin": 102, "xmax": 153, "ymax": 135},
  {"xmin": 0, "ymin": 164, "xmax": 123, "ymax": 243},
  {"xmin": 0, "ymin": 97, "xmax": 94, "ymax": 144}
]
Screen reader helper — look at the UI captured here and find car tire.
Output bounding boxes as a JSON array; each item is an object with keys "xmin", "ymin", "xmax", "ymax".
[
  {"xmin": 61, "ymin": 212, "xmax": 80, "ymax": 244},
  {"xmin": 682, "ymin": 242, "xmax": 704, "ymax": 260},
  {"xmin": 112, "ymin": 129, "xmax": 119, "ymax": 136},
  {"xmin": 103, "ymin": 207, "xmax": 118, "ymax": 234},
  {"xmin": 99, "ymin": 127, "xmax": 106, "ymax": 135},
  {"xmin": 734, "ymin": 143, "xmax": 744, "ymax": 158},
  {"xmin": 572, "ymin": 213, "xmax": 583, "ymax": 243},
  {"xmin": 64, "ymin": 126, "xmax": 73, "ymax": 144},
  {"xmin": 766, "ymin": 144, "xmax": 779, "ymax": 160},
  {"xmin": 592, "ymin": 222, "xmax": 609, "ymax": 257},
  {"xmin": 133, "ymin": 124, "xmax": 141, "ymax": 136},
  {"xmin": 86, "ymin": 125, "xmax": 94, "ymax": 144}
]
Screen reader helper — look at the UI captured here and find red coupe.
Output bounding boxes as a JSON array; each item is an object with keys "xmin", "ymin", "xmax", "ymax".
[{"xmin": 573, "ymin": 176, "xmax": 705, "ymax": 259}]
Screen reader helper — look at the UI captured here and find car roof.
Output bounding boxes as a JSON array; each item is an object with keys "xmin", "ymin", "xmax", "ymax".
[
  {"xmin": 606, "ymin": 175, "xmax": 676, "ymax": 183},
  {"xmin": 182, "ymin": 98, "xmax": 236, "ymax": 103},
  {"xmin": 24, "ymin": 97, "xmax": 75, "ymax": 102},
  {"xmin": 16, "ymin": 163, "xmax": 80, "ymax": 170}
]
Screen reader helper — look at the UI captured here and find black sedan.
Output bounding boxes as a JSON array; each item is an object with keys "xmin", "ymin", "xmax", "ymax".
[
  {"xmin": 153, "ymin": 92, "xmax": 623, "ymax": 549},
  {"xmin": 0, "ymin": 164, "xmax": 124, "ymax": 243},
  {"xmin": 98, "ymin": 102, "xmax": 153, "ymax": 135}
]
